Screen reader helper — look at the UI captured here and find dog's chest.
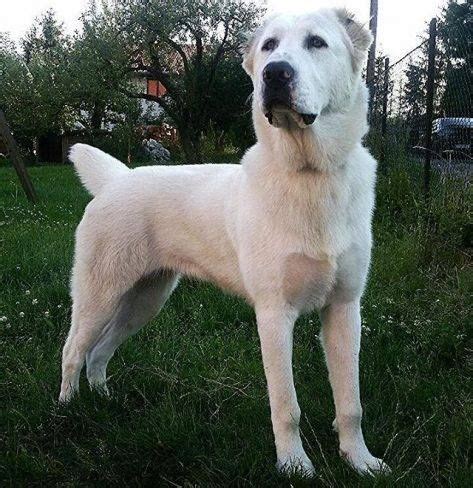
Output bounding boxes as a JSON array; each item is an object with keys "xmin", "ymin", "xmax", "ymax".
[
  {"xmin": 278, "ymin": 202, "xmax": 367, "ymax": 312},
  {"xmin": 282, "ymin": 253, "xmax": 337, "ymax": 312},
  {"xmin": 280, "ymin": 239, "xmax": 370, "ymax": 312},
  {"xmin": 241, "ymin": 157, "xmax": 373, "ymax": 309}
]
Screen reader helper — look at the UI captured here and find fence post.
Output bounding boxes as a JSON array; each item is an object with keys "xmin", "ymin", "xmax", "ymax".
[
  {"xmin": 366, "ymin": 0, "xmax": 379, "ymax": 122},
  {"xmin": 380, "ymin": 56, "xmax": 389, "ymax": 173},
  {"xmin": 0, "ymin": 109, "xmax": 38, "ymax": 203},
  {"xmin": 424, "ymin": 18, "xmax": 437, "ymax": 200}
]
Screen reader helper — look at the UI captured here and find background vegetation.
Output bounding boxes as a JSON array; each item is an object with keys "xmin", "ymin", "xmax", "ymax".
[
  {"xmin": 0, "ymin": 0, "xmax": 262, "ymax": 163},
  {"xmin": 368, "ymin": 0, "xmax": 471, "ymax": 155},
  {"xmin": 0, "ymin": 1, "xmax": 470, "ymax": 164}
]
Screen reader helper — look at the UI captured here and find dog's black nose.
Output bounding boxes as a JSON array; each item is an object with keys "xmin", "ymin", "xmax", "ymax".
[{"xmin": 263, "ymin": 61, "xmax": 294, "ymax": 88}]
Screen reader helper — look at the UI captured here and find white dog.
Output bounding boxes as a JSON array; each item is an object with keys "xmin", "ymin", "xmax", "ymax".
[{"xmin": 60, "ymin": 8, "xmax": 390, "ymax": 477}]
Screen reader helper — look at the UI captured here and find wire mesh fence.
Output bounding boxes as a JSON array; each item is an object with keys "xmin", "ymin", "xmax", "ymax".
[{"xmin": 366, "ymin": 7, "xmax": 472, "ymax": 196}]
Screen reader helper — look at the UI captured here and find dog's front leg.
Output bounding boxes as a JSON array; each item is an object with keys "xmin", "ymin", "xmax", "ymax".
[
  {"xmin": 320, "ymin": 301, "xmax": 390, "ymax": 475},
  {"xmin": 256, "ymin": 305, "xmax": 315, "ymax": 476}
]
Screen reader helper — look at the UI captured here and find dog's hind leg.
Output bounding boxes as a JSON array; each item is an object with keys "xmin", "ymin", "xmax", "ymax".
[
  {"xmin": 60, "ymin": 213, "xmax": 148, "ymax": 403},
  {"xmin": 86, "ymin": 271, "xmax": 179, "ymax": 392},
  {"xmin": 60, "ymin": 285, "xmax": 121, "ymax": 403}
]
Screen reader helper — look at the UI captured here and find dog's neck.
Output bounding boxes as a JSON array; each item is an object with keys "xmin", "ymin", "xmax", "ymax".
[{"xmin": 253, "ymin": 81, "xmax": 369, "ymax": 173}]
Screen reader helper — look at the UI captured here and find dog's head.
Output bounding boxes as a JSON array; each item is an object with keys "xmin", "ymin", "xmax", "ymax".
[{"xmin": 243, "ymin": 8, "xmax": 372, "ymax": 130}]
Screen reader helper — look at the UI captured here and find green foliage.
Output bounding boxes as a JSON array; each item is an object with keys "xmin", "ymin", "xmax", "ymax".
[
  {"xmin": 367, "ymin": 53, "xmax": 389, "ymax": 126},
  {"xmin": 0, "ymin": 11, "xmax": 73, "ymax": 144},
  {"xmin": 437, "ymin": 1, "xmax": 472, "ymax": 117},
  {"xmin": 0, "ymin": 9, "xmax": 142, "ymax": 160},
  {"xmin": 402, "ymin": 63, "xmax": 426, "ymax": 121},
  {"xmin": 66, "ymin": 20, "xmax": 139, "ymax": 132},
  {"xmin": 0, "ymin": 37, "xmax": 37, "ymax": 150},
  {"xmin": 0, "ymin": 1, "xmax": 264, "ymax": 162},
  {"xmin": 21, "ymin": 9, "xmax": 67, "ymax": 64},
  {"xmin": 95, "ymin": 0, "xmax": 265, "ymax": 162},
  {"xmin": 399, "ymin": 0, "xmax": 472, "ymax": 121},
  {"xmin": 379, "ymin": 0, "xmax": 472, "ymax": 158},
  {"xmin": 205, "ymin": 54, "xmax": 255, "ymax": 152}
]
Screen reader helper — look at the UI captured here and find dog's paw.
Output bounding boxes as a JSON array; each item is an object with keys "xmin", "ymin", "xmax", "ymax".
[
  {"xmin": 277, "ymin": 452, "xmax": 316, "ymax": 478},
  {"xmin": 58, "ymin": 390, "xmax": 76, "ymax": 404},
  {"xmin": 340, "ymin": 447, "xmax": 390, "ymax": 476},
  {"xmin": 58, "ymin": 384, "xmax": 77, "ymax": 404},
  {"xmin": 89, "ymin": 381, "xmax": 110, "ymax": 397}
]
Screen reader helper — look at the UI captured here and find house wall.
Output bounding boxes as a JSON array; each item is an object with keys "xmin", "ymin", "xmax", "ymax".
[{"xmin": 132, "ymin": 77, "xmax": 164, "ymax": 121}]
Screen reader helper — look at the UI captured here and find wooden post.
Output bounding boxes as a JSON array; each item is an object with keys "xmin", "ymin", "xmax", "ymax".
[
  {"xmin": 424, "ymin": 18, "xmax": 437, "ymax": 200},
  {"xmin": 0, "ymin": 109, "xmax": 38, "ymax": 203},
  {"xmin": 366, "ymin": 0, "xmax": 379, "ymax": 122},
  {"xmin": 380, "ymin": 56, "xmax": 389, "ymax": 173}
]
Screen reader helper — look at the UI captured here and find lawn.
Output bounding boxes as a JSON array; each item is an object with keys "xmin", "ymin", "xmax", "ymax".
[{"xmin": 0, "ymin": 162, "xmax": 471, "ymax": 487}]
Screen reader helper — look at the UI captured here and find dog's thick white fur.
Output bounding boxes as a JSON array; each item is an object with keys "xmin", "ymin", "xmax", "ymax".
[{"xmin": 60, "ymin": 8, "xmax": 389, "ymax": 477}]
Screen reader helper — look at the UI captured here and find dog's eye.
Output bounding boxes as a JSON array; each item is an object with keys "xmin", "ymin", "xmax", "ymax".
[
  {"xmin": 262, "ymin": 38, "xmax": 278, "ymax": 51},
  {"xmin": 307, "ymin": 35, "xmax": 328, "ymax": 49}
]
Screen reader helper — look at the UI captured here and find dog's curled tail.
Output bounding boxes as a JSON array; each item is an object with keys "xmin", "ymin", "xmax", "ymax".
[{"xmin": 69, "ymin": 143, "xmax": 130, "ymax": 196}]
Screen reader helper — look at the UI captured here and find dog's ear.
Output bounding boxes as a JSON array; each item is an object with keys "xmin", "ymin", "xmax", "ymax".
[
  {"xmin": 335, "ymin": 8, "xmax": 373, "ymax": 71},
  {"xmin": 241, "ymin": 24, "xmax": 264, "ymax": 76},
  {"xmin": 242, "ymin": 16, "xmax": 275, "ymax": 76}
]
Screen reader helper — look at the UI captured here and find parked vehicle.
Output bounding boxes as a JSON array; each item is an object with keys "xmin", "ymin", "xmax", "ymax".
[{"xmin": 432, "ymin": 117, "xmax": 473, "ymax": 158}]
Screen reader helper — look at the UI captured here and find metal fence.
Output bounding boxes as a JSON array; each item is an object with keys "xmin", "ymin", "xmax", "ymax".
[{"xmin": 366, "ymin": 12, "xmax": 472, "ymax": 197}]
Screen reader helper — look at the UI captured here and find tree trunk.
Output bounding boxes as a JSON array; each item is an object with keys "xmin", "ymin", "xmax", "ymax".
[
  {"xmin": 91, "ymin": 101, "xmax": 105, "ymax": 132},
  {"xmin": 179, "ymin": 125, "xmax": 202, "ymax": 164}
]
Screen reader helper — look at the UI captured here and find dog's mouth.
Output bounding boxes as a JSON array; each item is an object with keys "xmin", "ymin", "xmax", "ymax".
[{"xmin": 264, "ymin": 103, "xmax": 317, "ymax": 129}]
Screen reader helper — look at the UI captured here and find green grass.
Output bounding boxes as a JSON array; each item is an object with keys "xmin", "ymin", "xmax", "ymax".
[{"xmin": 0, "ymin": 163, "xmax": 471, "ymax": 487}]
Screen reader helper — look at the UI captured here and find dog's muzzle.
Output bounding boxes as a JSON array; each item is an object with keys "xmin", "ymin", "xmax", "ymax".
[{"xmin": 262, "ymin": 61, "xmax": 317, "ymax": 128}]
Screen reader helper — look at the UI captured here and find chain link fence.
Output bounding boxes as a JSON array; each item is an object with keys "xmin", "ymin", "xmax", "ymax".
[{"xmin": 366, "ymin": 7, "xmax": 472, "ymax": 194}]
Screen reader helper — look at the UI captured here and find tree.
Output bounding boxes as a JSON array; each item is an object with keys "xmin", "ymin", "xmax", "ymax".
[
  {"xmin": 0, "ymin": 8, "xmax": 142, "ymax": 160},
  {"xmin": 401, "ymin": 61, "xmax": 427, "ymax": 146},
  {"xmin": 402, "ymin": 63, "xmax": 426, "ymax": 121},
  {"xmin": 0, "ymin": 33, "xmax": 16, "ymax": 54},
  {"xmin": 94, "ymin": 0, "xmax": 264, "ymax": 162},
  {"xmin": 367, "ymin": 53, "xmax": 389, "ymax": 126},
  {"xmin": 21, "ymin": 9, "xmax": 67, "ymax": 64},
  {"xmin": 1, "ymin": 1, "xmax": 264, "ymax": 162},
  {"xmin": 206, "ymin": 53, "xmax": 254, "ymax": 152},
  {"xmin": 0, "ymin": 35, "xmax": 46, "ymax": 152},
  {"xmin": 0, "ymin": 10, "xmax": 71, "ymax": 154},
  {"xmin": 396, "ymin": 1, "xmax": 472, "ymax": 149},
  {"xmin": 437, "ymin": 0, "xmax": 472, "ymax": 117},
  {"xmin": 66, "ymin": 6, "xmax": 142, "ymax": 136}
]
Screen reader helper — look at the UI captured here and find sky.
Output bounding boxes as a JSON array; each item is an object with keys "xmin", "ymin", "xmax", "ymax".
[{"xmin": 0, "ymin": 0, "xmax": 446, "ymax": 61}]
